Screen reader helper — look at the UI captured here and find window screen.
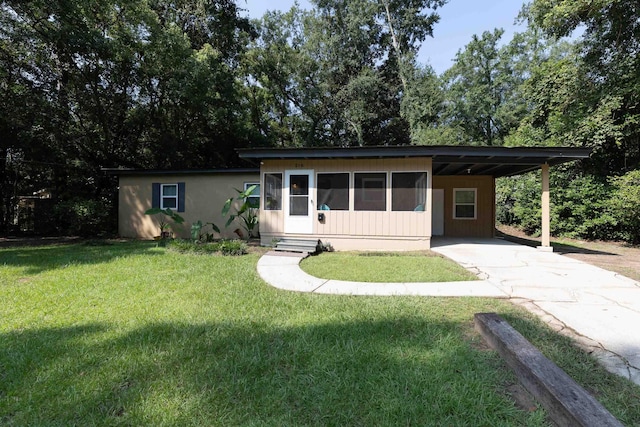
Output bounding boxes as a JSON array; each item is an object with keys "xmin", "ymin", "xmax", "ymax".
[
  {"xmin": 392, "ymin": 172, "xmax": 427, "ymax": 211},
  {"xmin": 354, "ymin": 173, "xmax": 386, "ymax": 211},
  {"xmin": 264, "ymin": 173, "xmax": 282, "ymax": 210},
  {"xmin": 317, "ymin": 173, "xmax": 349, "ymax": 210}
]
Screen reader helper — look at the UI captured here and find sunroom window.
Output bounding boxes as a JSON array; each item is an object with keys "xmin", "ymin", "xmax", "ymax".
[
  {"xmin": 354, "ymin": 173, "xmax": 386, "ymax": 211},
  {"xmin": 317, "ymin": 173, "xmax": 349, "ymax": 210},
  {"xmin": 264, "ymin": 173, "xmax": 282, "ymax": 211},
  {"xmin": 392, "ymin": 172, "xmax": 427, "ymax": 211}
]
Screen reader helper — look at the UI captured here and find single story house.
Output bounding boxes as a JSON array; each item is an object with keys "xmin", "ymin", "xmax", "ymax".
[
  {"xmin": 108, "ymin": 168, "xmax": 261, "ymax": 240},
  {"xmin": 108, "ymin": 145, "xmax": 591, "ymax": 250}
]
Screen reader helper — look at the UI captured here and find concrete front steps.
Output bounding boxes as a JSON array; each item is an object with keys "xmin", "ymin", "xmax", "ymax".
[{"xmin": 274, "ymin": 238, "xmax": 322, "ymax": 255}]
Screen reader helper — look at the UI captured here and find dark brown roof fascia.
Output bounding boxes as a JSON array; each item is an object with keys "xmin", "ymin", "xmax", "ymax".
[
  {"xmin": 102, "ymin": 168, "xmax": 260, "ymax": 176},
  {"xmin": 236, "ymin": 145, "xmax": 592, "ymax": 162}
]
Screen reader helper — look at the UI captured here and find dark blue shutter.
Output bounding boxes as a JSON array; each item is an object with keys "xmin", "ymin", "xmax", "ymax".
[
  {"xmin": 178, "ymin": 182, "xmax": 186, "ymax": 212},
  {"xmin": 152, "ymin": 183, "xmax": 160, "ymax": 208}
]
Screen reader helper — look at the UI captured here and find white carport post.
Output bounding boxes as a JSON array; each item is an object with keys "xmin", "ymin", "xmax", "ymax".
[{"xmin": 538, "ymin": 163, "xmax": 552, "ymax": 252}]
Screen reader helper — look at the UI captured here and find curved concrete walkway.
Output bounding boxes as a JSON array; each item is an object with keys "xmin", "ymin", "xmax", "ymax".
[{"xmin": 257, "ymin": 238, "xmax": 640, "ymax": 386}]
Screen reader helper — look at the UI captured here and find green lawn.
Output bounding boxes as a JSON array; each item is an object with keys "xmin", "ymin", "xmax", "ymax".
[
  {"xmin": 1, "ymin": 241, "xmax": 639, "ymax": 426},
  {"xmin": 301, "ymin": 251, "xmax": 478, "ymax": 282}
]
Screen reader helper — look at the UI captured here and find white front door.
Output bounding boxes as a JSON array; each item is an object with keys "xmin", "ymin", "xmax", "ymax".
[
  {"xmin": 433, "ymin": 189, "xmax": 445, "ymax": 236},
  {"xmin": 284, "ymin": 170, "xmax": 314, "ymax": 234}
]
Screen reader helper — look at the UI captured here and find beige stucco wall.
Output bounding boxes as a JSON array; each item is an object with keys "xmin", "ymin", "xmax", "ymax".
[
  {"xmin": 433, "ymin": 175, "xmax": 495, "ymax": 238},
  {"xmin": 260, "ymin": 158, "xmax": 433, "ymax": 250},
  {"xmin": 118, "ymin": 173, "xmax": 259, "ymax": 239}
]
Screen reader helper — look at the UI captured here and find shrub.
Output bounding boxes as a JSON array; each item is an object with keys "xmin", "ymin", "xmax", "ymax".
[
  {"xmin": 550, "ymin": 175, "xmax": 617, "ymax": 240},
  {"xmin": 609, "ymin": 170, "xmax": 640, "ymax": 244},
  {"xmin": 217, "ymin": 239, "xmax": 248, "ymax": 256},
  {"xmin": 53, "ymin": 197, "xmax": 114, "ymax": 237},
  {"xmin": 497, "ymin": 172, "xmax": 542, "ymax": 235},
  {"xmin": 166, "ymin": 239, "xmax": 248, "ymax": 256},
  {"xmin": 497, "ymin": 170, "xmax": 619, "ymax": 241}
]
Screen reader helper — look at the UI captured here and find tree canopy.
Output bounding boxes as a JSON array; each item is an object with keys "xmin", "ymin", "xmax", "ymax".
[{"xmin": 1, "ymin": 0, "xmax": 638, "ymax": 242}]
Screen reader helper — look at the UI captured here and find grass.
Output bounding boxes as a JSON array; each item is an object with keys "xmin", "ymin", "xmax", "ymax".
[
  {"xmin": 301, "ymin": 251, "xmax": 478, "ymax": 282},
  {"xmin": 1, "ymin": 241, "xmax": 639, "ymax": 426}
]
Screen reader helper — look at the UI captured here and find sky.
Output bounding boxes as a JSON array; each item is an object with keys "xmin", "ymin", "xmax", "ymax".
[{"xmin": 239, "ymin": 0, "xmax": 527, "ymax": 75}]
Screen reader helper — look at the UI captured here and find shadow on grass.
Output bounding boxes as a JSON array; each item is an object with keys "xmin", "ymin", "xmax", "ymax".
[
  {"xmin": 0, "ymin": 241, "xmax": 162, "ymax": 275},
  {"xmin": 495, "ymin": 229, "xmax": 617, "ymax": 256},
  {"xmin": 1, "ymin": 316, "xmax": 550, "ymax": 426}
]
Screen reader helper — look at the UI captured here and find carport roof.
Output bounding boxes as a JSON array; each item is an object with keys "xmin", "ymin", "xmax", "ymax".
[{"xmin": 237, "ymin": 145, "xmax": 591, "ymax": 177}]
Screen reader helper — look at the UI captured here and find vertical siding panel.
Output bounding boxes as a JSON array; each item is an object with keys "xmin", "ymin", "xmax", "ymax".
[
  {"xmin": 401, "ymin": 213, "xmax": 409, "ymax": 236},
  {"xmin": 263, "ymin": 157, "xmax": 437, "ymax": 241},
  {"xmin": 383, "ymin": 213, "xmax": 390, "ymax": 236},
  {"xmin": 389, "ymin": 213, "xmax": 397, "ymax": 236},
  {"xmin": 433, "ymin": 175, "xmax": 493, "ymax": 238}
]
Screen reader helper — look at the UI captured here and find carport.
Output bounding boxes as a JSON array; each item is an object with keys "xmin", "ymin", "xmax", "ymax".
[
  {"xmin": 426, "ymin": 146, "xmax": 592, "ymax": 250},
  {"xmin": 239, "ymin": 145, "xmax": 592, "ymax": 251}
]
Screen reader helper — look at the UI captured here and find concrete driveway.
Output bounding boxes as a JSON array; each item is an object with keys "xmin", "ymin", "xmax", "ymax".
[{"xmin": 431, "ymin": 238, "xmax": 640, "ymax": 385}]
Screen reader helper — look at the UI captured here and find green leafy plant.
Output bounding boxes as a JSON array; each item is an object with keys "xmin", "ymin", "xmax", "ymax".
[
  {"xmin": 144, "ymin": 207, "xmax": 185, "ymax": 238},
  {"xmin": 215, "ymin": 185, "xmax": 259, "ymax": 240},
  {"xmin": 166, "ymin": 239, "xmax": 248, "ymax": 255},
  {"xmin": 190, "ymin": 220, "xmax": 220, "ymax": 242},
  {"xmin": 609, "ymin": 170, "xmax": 640, "ymax": 243}
]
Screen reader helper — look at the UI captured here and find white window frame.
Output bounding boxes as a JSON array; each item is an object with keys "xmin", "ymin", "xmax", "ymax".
[
  {"xmin": 160, "ymin": 184, "xmax": 178, "ymax": 210},
  {"xmin": 453, "ymin": 188, "xmax": 477, "ymax": 220},
  {"xmin": 244, "ymin": 182, "xmax": 260, "ymax": 208}
]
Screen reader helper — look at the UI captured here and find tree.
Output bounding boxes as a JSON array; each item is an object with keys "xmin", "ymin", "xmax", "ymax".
[
  {"xmin": 0, "ymin": 0, "xmax": 255, "ymax": 234},
  {"xmin": 243, "ymin": 0, "xmax": 449, "ymax": 148},
  {"xmin": 524, "ymin": 0, "xmax": 640, "ymax": 174},
  {"xmin": 442, "ymin": 29, "xmax": 527, "ymax": 146}
]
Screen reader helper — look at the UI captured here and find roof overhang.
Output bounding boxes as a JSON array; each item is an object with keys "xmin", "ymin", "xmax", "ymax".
[
  {"xmin": 102, "ymin": 167, "xmax": 260, "ymax": 176},
  {"xmin": 237, "ymin": 146, "xmax": 591, "ymax": 177}
]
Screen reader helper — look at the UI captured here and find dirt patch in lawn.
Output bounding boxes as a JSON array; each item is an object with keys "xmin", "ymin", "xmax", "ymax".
[{"xmin": 496, "ymin": 225, "xmax": 640, "ymax": 282}]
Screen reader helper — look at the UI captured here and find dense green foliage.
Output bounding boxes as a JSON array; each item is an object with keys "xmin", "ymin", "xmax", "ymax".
[
  {"xmin": 497, "ymin": 0, "xmax": 640, "ymax": 242},
  {"xmin": 166, "ymin": 238, "xmax": 248, "ymax": 255},
  {"xmin": 609, "ymin": 170, "xmax": 640, "ymax": 243},
  {"xmin": 1, "ymin": 0, "xmax": 638, "ymax": 242}
]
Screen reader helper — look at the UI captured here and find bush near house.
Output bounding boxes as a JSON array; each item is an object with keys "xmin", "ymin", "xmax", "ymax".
[
  {"xmin": 609, "ymin": 170, "xmax": 640, "ymax": 244},
  {"xmin": 497, "ymin": 169, "xmax": 638, "ymax": 243},
  {"xmin": 166, "ymin": 239, "xmax": 248, "ymax": 255}
]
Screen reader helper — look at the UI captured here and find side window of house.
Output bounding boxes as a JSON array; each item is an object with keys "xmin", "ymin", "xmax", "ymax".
[
  {"xmin": 354, "ymin": 172, "xmax": 386, "ymax": 211},
  {"xmin": 264, "ymin": 173, "xmax": 282, "ymax": 210},
  {"xmin": 244, "ymin": 182, "xmax": 260, "ymax": 208},
  {"xmin": 453, "ymin": 188, "xmax": 476, "ymax": 219},
  {"xmin": 317, "ymin": 173, "xmax": 349, "ymax": 210},
  {"xmin": 152, "ymin": 182, "xmax": 185, "ymax": 212},
  {"xmin": 391, "ymin": 172, "xmax": 427, "ymax": 211},
  {"xmin": 161, "ymin": 184, "xmax": 178, "ymax": 209}
]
